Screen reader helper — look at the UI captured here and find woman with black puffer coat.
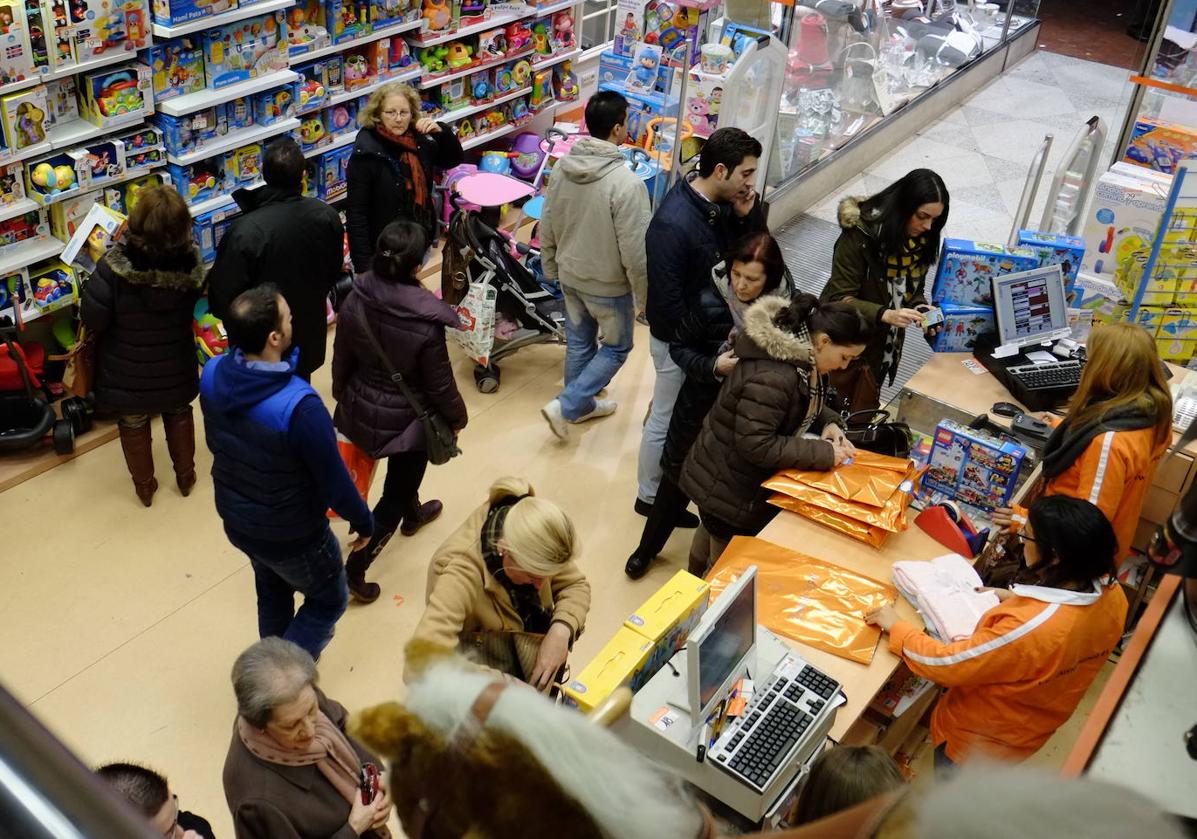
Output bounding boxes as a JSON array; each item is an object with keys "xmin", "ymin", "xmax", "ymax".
[
  {"xmin": 332, "ymin": 220, "xmax": 468, "ymax": 605},
  {"xmin": 80, "ymin": 185, "xmax": 206, "ymax": 508},
  {"xmin": 625, "ymin": 232, "xmax": 789, "ymax": 580}
]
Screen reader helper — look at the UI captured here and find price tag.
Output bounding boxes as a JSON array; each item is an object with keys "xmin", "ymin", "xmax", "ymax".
[{"xmin": 192, "ymin": 113, "xmax": 209, "ymax": 130}]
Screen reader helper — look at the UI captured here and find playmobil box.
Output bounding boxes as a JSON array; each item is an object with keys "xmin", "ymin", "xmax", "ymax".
[
  {"xmin": 1017, "ymin": 229, "xmax": 1085, "ymax": 290},
  {"xmin": 624, "ymin": 570, "xmax": 709, "ymax": 684},
  {"xmin": 1081, "ymin": 165, "xmax": 1171, "ymax": 280},
  {"xmin": 922, "ymin": 419, "xmax": 1026, "ymax": 512},
  {"xmin": 932, "ymin": 239, "xmax": 1038, "ymax": 307},
  {"xmin": 562, "ymin": 626, "xmax": 655, "ymax": 714},
  {"xmin": 1123, "ymin": 117, "xmax": 1197, "ymax": 176},
  {"xmin": 202, "ymin": 11, "xmax": 289, "ymax": 89},
  {"xmin": 153, "ymin": 0, "xmax": 238, "ymax": 27},
  {"xmin": 930, "ymin": 304, "xmax": 994, "ymax": 352},
  {"xmin": 317, "ymin": 143, "xmax": 351, "ymax": 201}
]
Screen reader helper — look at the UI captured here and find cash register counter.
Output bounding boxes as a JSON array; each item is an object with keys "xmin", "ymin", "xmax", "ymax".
[{"xmin": 755, "ymin": 352, "xmax": 1197, "ymax": 746}]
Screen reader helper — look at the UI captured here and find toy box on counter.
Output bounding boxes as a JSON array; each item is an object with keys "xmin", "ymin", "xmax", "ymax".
[
  {"xmin": 562, "ymin": 627, "xmax": 655, "ymax": 714},
  {"xmin": 1017, "ymin": 229, "xmax": 1085, "ymax": 292},
  {"xmin": 193, "ymin": 201, "xmax": 242, "ymax": 263},
  {"xmin": 623, "ymin": 570, "xmax": 709, "ymax": 682},
  {"xmin": 929, "ymin": 304, "xmax": 995, "ymax": 352},
  {"xmin": 148, "ymin": 38, "xmax": 206, "ymax": 102},
  {"xmin": 153, "ymin": 0, "xmax": 237, "ymax": 27},
  {"xmin": 922, "ymin": 419, "xmax": 1026, "ymax": 512},
  {"xmin": 203, "ymin": 11, "xmax": 289, "ymax": 89},
  {"xmin": 80, "ymin": 64, "xmax": 154, "ymax": 128},
  {"xmin": 1081, "ymin": 164, "xmax": 1171, "ymax": 280},
  {"xmin": 932, "ymin": 239, "xmax": 1039, "ymax": 307},
  {"xmin": 1123, "ymin": 117, "xmax": 1197, "ymax": 175},
  {"xmin": 1074, "ymin": 272, "xmax": 1131, "ymax": 325}
]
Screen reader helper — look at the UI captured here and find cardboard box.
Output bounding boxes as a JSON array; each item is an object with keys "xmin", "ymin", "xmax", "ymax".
[
  {"xmin": 930, "ymin": 304, "xmax": 994, "ymax": 352},
  {"xmin": 931, "ymin": 238, "xmax": 1039, "ymax": 307},
  {"xmin": 61, "ymin": 203, "xmax": 125, "ymax": 275},
  {"xmin": 148, "ymin": 37, "xmax": 206, "ymax": 101},
  {"xmin": 624, "ymin": 569, "xmax": 709, "ymax": 683},
  {"xmin": 562, "ymin": 626, "xmax": 654, "ymax": 713},
  {"xmin": 193, "ymin": 201, "xmax": 242, "ymax": 262},
  {"xmin": 1, "ymin": 85, "xmax": 49, "ymax": 151},
  {"xmin": 1074, "ymin": 272, "xmax": 1131, "ymax": 325},
  {"xmin": 317, "ymin": 142, "xmax": 351, "ymax": 201},
  {"xmin": 154, "ymin": 107, "xmax": 225, "ymax": 155},
  {"xmin": 1081, "ymin": 166, "xmax": 1170, "ymax": 280},
  {"xmin": 0, "ymin": 161, "xmax": 25, "ymax": 206},
  {"xmin": 1017, "ymin": 229, "xmax": 1085, "ymax": 288},
  {"xmin": 0, "ymin": 3, "xmax": 37, "ymax": 86},
  {"xmin": 153, "ymin": 0, "xmax": 236, "ymax": 27},
  {"xmin": 28, "ymin": 259, "xmax": 76, "ymax": 311},
  {"xmin": 80, "ymin": 63, "xmax": 154, "ymax": 128},
  {"xmin": 203, "ymin": 11, "xmax": 288, "ymax": 89},
  {"xmin": 922, "ymin": 419, "xmax": 1026, "ymax": 511},
  {"xmin": 1124, "ymin": 117, "xmax": 1197, "ymax": 175}
]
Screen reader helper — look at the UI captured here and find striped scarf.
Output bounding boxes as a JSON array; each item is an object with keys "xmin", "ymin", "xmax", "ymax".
[
  {"xmin": 794, "ymin": 321, "xmax": 823, "ymax": 434},
  {"xmin": 879, "ymin": 237, "xmax": 923, "ymax": 386}
]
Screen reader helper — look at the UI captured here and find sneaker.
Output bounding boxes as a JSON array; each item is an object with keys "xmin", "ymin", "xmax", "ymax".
[
  {"xmin": 541, "ymin": 399, "xmax": 569, "ymax": 440},
  {"xmin": 570, "ymin": 399, "xmax": 617, "ymax": 424}
]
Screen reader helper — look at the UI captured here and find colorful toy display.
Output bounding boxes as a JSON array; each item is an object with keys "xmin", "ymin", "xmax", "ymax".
[
  {"xmin": 28, "ymin": 159, "xmax": 77, "ymax": 197},
  {"xmin": 317, "ymin": 142, "xmax": 351, "ymax": 200},
  {"xmin": 626, "ymin": 41, "xmax": 662, "ymax": 90},
  {"xmin": 0, "ymin": 161, "xmax": 25, "ymax": 205},
  {"xmin": 552, "ymin": 59, "xmax": 577, "ymax": 101},
  {"xmin": 931, "ymin": 239, "xmax": 1039, "ymax": 308},
  {"xmin": 286, "ymin": 0, "xmax": 330, "ymax": 57},
  {"xmin": 225, "ymin": 141, "xmax": 261, "ymax": 187},
  {"xmin": 922, "ymin": 420, "xmax": 1025, "ymax": 512},
  {"xmin": 80, "ymin": 63, "xmax": 152, "ymax": 127},
  {"xmin": 296, "ymin": 59, "xmax": 331, "ymax": 110},
  {"xmin": 551, "ymin": 9, "xmax": 573, "ymax": 50},
  {"xmin": 30, "ymin": 263, "xmax": 74, "ymax": 309},
  {"xmin": 152, "ymin": 0, "xmax": 233, "ymax": 27},
  {"xmin": 930, "ymin": 304, "xmax": 995, "ymax": 352},
  {"xmin": 202, "ymin": 11, "xmax": 288, "ymax": 89},
  {"xmin": 251, "ymin": 82, "xmax": 298, "ymax": 125},
  {"xmin": 506, "ymin": 20, "xmax": 530, "ymax": 52},
  {"xmin": 1016, "ymin": 229, "xmax": 1085, "ymax": 291},
  {"xmin": 193, "ymin": 297, "xmax": 228, "ymax": 364},
  {"xmin": 299, "ymin": 113, "xmax": 326, "ymax": 149},
  {"xmin": 0, "ymin": 207, "xmax": 47, "ymax": 249},
  {"xmin": 148, "ymin": 36, "xmax": 205, "ymax": 101},
  {"xmin": 1, "ymin": 86, "xmax": 48, "ymax": 149},
  {"xmin": 477, "ymin": 26, "xmax": 506, "ymax": 61},
  {"xmin": 1080, "ymin": 164, "xmax": 1170, "ymax": 279},
  {"xmin": 445, "ymin": 40, "xmax": 471, "ymax": 69},
  {"xmin": 529, "ymin": 68, "xmax": 551, "ymax": 108},
  {"xmin": 421, "ymin": 0, "xmax": 450, "ymax": 32}
]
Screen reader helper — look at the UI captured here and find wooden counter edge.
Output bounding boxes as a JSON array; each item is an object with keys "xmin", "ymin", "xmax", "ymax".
[{"xmin": 1060, "ymin": 572, "xmax": 1182, "ymax": 777}]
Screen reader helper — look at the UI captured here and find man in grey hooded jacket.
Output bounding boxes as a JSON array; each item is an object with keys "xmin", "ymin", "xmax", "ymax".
[{"xmin": 539, "ymin": 90, "xmax": 651, "ymax": 440}]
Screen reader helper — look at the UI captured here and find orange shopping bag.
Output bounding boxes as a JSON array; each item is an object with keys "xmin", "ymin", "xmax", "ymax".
[
  {"xmin": 327, "ymin": 433, "xmax": 377, "ymax": 520},
  {"xmin": 706, "ymin": 536, "xmax": 897, "ymax": 664}
]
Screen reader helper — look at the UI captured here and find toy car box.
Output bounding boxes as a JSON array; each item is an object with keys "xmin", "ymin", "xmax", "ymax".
[
  {"xmin": 28, "ymin": 260, "xmax": 77, "ymax": 312},
  {"xmin": 562, "ymin": 626, "xmax": 655, "ymax": 714},
  {"xmin": 148, "ymin": 37, "xmax": 206, "ymax": 101},
  {"xmin": 251, "ymin": 82, "xmax": 298, "ymax": 124},
  {"xmin": 931, "ymin": 239, "xmax": 1039, "ymax": 307},
  {"xmin": 193, "ymin": 201, "xmax": 242, "ymax": 262},
  {"xmin": 202, "ymin": 11, "xmax": 289, "ymax": 89},
  {"xmin": 114, "ymin": 125, "xmax": 167, "ymax": 170},
  {"xmin": 153, "ymin": 0, "xmax": 237, "ymax": 27},
  {"xmin": 922, "ymin": 419, "xmax": 1026, "ymax": 512},
  {"xmin": 1081, "ymin": 165, "xmax": 1171, "ymax": 280},
  {"xmin": 168, "ymin": 153, "xmax": 230, "ymax": 205},
  {"xmin": 929, "ymin": 304, "xmax": 995, "ymax": 352},
  {"xmin": 1017, "ymin": 229, "xmax": 1085, "ymax": 290},
  {"xmin": 80, "ymin": 63, "xmax": 154, "ymax": 128},
  {"xmin": 623, "ymin": 569, "xmax": 709, "ymax": 686}
]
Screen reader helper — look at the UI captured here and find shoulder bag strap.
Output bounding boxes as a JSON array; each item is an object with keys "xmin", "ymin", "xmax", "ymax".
[{"xmin": 355, "ymin": 308, "xmax": 431, "ymax": 420}]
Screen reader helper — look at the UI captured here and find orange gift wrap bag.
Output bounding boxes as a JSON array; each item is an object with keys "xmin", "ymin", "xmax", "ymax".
[
  {"xmin": 327, "ymin": 433, "xmax": 377, "ymax": 519},
  {"xmin": 705, "ymin": 536, "xmax": 898, "ymax": 665}
]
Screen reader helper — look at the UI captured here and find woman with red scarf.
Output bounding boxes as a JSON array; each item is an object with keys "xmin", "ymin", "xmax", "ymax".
[{"xmin": 345, "ymin": 82, "xmax": 463, "ymax": 274}]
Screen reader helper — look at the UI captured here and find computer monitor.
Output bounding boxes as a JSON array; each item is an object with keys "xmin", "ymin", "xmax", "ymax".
[
  {"xmin": 686, "ymin": 566, "xmax": 757, "ymax": 726},
  {"xmin": 991, "ymin": 265, "xmax": 1072, "ymax": 356}
]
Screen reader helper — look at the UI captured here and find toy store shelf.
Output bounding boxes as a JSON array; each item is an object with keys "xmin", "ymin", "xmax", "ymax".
[
  {"xmin": 440, "ymin": 85, "xmax": 532, "ymax": 123},
  {"xmin": 168, "ymin": 118, "xmax": 300, "ymax": 165},
  {"xmin": 0, "ymin": 141, "xmax": 52, "ymax": 169},
  {"xmin": 316, "ymin": 65, "xmax": 422, "ymax": 111},
  {"xmin": 0, "ymin": 295, "xmax": 75, "ymax": 327},
  {"xmin": 0, "ymin": 198, "xmax": 39, "ymax": 225},
  {"xmin": 533, "ymin": 0, "xmax": 579, "ymax": 17},
  {"xmin": 303, "ymin": 129, "xmax": 357, "ymax": 158},
  {"xmin": 409, "ymin": 9, "xmax": 532, "ymax": 48},
  {"xmin": 0, "ymin": 77, "xmax": 42, "ymax": 99},
  {"xmin": 461, "ymin": 119, "xmax": 524, "ymax": 151},
  {"xmin": 420, "ymin": 47, "xmax": 534, "ymax": 90},
  {"xmin": 290, "ymin": 18, "xmax": 427, "ymax": 65},
  {"xmin": 158, "ymin": 70, "xmax": 300, "ymax": 117},
  {"xmin": 46, "ymin": 113, "xmax": 146, "ymax": 150},
  {"xmin": 0, "ymin": 238, "xmax": 65, "ymax": 277},
  {"xmin": 44, "ymin": 48, "xmax": 149, "ymax": 82},
  {"xmin": 151, "ymin": 0, "xmax": 296, "ymax": 39},
  {"xmin": 531, "ymin": 47, "xmax": 579, "ymax": 71},
  {"xmin": 29, "ymin": 162, "xmax": 167, "ymax": 207}
]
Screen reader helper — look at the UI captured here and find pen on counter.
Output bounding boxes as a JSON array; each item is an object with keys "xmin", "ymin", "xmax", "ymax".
[{"xmin": 696, "ymin": 721, "xmax": 711, "ymax": 763}]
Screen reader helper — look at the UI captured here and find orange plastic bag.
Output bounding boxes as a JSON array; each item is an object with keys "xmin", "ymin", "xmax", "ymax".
[
  {"xmin": 707, "ymin": 536, "xmax": 897, "ymax": 664},
  {"xmin": 766, "ymin": 494, "xmax": 891, "ymax": 548},
  {"xmin": 779, "ymin": 451, "xmax": 915, "ymax": 509},
  {"xmin": 327, "ymin": 433, "xmax": 377, "ymax": 520}
]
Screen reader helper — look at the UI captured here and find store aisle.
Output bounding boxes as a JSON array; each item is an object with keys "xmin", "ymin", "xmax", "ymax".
[{"xmin": 0, "ymin": 50, "xmax": 1131, "ymax": 837}]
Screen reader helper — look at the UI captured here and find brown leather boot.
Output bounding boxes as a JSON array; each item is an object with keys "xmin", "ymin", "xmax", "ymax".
[
  {"xmin": 162, "ymin": 406, "xmax": 197, "ymax": 496},
  {"xmin": 118, "ymin": 421, "xmax": 157, "ymax": 507},
  {"xmin": 400, "ymin": 498, "xmax": 443, "ymax": 536}
]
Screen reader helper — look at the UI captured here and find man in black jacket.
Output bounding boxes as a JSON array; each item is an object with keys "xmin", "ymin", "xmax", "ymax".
[
  {"xmin": 207, "ymin": 138, "xmax": 345, "ymax": 380},
  {"xmin": 636, "ymin": 127, "xmax": 767, "ymax": 520},
  {"xmin": 97, "ymin": 762, "xmax": 216, "ymax": 838}
]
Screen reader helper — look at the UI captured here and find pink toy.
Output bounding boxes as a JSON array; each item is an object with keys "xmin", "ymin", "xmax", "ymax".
[
  {"xmin": 552, "ymin": 10, "xmax": 574, "ymax": 49},
  {"xmin": 454, "ymin": 171, "xmax": 536, "ymax": 207}
]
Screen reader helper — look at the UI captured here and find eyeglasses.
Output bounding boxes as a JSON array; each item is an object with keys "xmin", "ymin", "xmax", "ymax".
[
  {"xmin": 162, "ymin": 794, "xmax": 179, "ymax": 838},
  {"xmin": 1015, "ymin": 532, "xmax": 1038, "ymax": 544},
  {"xmin": 381, "ymin": 109, "xmax": 409, "ymax": 118}
]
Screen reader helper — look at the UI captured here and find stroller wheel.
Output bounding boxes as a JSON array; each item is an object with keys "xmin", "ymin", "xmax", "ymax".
[
  {"xmin": 52, "ymin": 419, "xmax": 75, "ymax": 455},
  {"xmin": 61, "ymin": 396, "xmax": 92, "ymax": 434},
  {"xmin": 474, "ymin": 363, "xmax": 501, "ymax": 394}
]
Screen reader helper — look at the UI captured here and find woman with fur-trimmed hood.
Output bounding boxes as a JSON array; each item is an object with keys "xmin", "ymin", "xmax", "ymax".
[
  {"xmin": 679, "ymin": 293, "xmax": 872, "ymax": 574},
  {"xmin": 81, "ymin": 186, "xmax": 207, "ymax": 507}
]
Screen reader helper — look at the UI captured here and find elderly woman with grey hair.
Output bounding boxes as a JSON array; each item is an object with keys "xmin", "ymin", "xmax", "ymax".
[{"xmin": 221, "ymin": 638, "xmax": 393, "ymax": 838}]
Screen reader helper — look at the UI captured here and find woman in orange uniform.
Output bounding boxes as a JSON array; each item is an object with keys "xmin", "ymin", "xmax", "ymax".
[
  {"xmin": 866, "ymin": 495, "xmax": 1127, "ymax": 767},
  {"xmin": 995, "ymin": 322, "xmax": 1173, "ymax": 564}
]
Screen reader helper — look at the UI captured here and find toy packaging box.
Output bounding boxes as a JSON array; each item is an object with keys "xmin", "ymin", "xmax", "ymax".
[
  {"xmin": 251, "ymin": 81, "xmax": 298, "ymax": 124},
  {"xmin": 317, "ymin": 142, "xmax": 350, "ymax": 200},
  {"xmin": 685, "ymin": 73, "xmax": 723, "ymax": 137},
  {"xmin": 1017, "ymin": 229, "xmax": 1085, "ymax": 289},
  {"xmin": 597, "ymin": 47, "xmax": 677, "ymax": 101},
  {"xmin": 0, "ymin": 161, "xmax": 26, "ymax": 206},
  {"xmin": 115, "ymin": 124, "xmax": 166, "ymax": 170},
  {"xmin": 154, "ymin": 107, "xmax": 224, "ymax": 154},
  {"xmin": 68, "ymin": 0, "xmax": 151, "ymax": 65},
  {"xmin": 1138, "ymin": 306, "xmax": 1197, "ymax": 364},
  {"xmin": 202, "ymin": 11, "xmax": 288, "ymax": 89},
  {"xmin": 930, "ymin": 304, "xmax": 995, "ymax": 352},
  {"xmin": 931, "ymin": 238, "xmax": 1039, "ymax": 307},
  {"xmin": 50, "ymin": 190, "xmax": 98, "ymax": 240},
  {"xmin": 286, "ymin": 0, "xmax": 330, "ymax": 58},
  {"xmin": 298, "ymin": 110, "xmax": 327, "ymax": 151},
  {"xmin": 168, "ymin": 152, "xmax": 229, "ymax": 205},
  {"xmin": 192, "ymin": 201, "xmax": 241, "ymax": 262},
  {"xmin": 562, "ymin": 626, "xmax": 655, "ymax": 714},
  {"xmin": 0, "ymin": 3, "xmax": 36, "ymax": 86},
  {"xmin": 922, "ymin": 419, "xmax": 1026, "ymax": 512},
  {"xmin": 45, "ymin": 78, "xmax": 80, "ymax": 126},
  {"xmin": 0, "ymin": 266, "xmax": 31, "ymax": 315},
  {"xmin": 223, "ymin": 141, "xmax": 262, "ymax": 189},
  {"xmin": 623, "ymin": 569, "xmax": 709, "ymax": 685},
  {"xmin": 0, "ymin": 207, "xmax": 48, "ymax": 251},
  {"xmin": 1123, "ymin": 117, "xmax": 1197, "ymax": 176},
  {"xmin": 1081, "ymin": 165, "xmax": 1171, "ymax": 280},
  {"xmin": 148, "ymin": 37, "xmax": 206, "ymax": 101},
  {"xmin": 61, "ymin": 202, "xmax": 125, "ymax": 275},
  {"xmin": 1, "ymin": 85, "xmax": 49, "ymax": 151},
  {"xmin": 153, "ymin": 0, "xmax": 236, "ymax": 27},
  {"xmin": 324, "ymin": 0, "xmax": 372, "ymax": 44},
  {"xmin": 103, "ymin": 170, "xmax": 166, "ymax": 215},
  {"xmin": 614, "ymin": 0, "xmax": 647, "ymax": 55},
  {"xmin": 323, "ymin": 98, "xmax": 355, "ymax": 135},
  {"xmin": 80, "ymin": 63, "xmax": 153, "ymax": 128},
  {"xmin": 28, "ymin": 259, "xmax": 77, "ymax": 311},
  {"xmin": 1074, "ymin": 272, "xmax": 1131, "ymax": 325},
  {"xmin": 23, "ymin": 0, "xmax": 50, "ymax": 75}
]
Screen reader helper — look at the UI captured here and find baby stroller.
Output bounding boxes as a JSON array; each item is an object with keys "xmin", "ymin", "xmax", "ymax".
[
  {"xmin": 441, "ymin": 172, "xmax": 565, "ymax": 393},
  {"xmin": 0, "ymin": 317, "xmax": 87, "ymax": 455}
]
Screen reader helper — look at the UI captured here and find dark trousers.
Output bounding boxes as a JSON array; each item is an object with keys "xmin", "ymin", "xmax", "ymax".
[
  {"xmin": 348, "ymin": 450, "xmax": 429, "ymax": 577},
  {"xmin": 231, "ymin": 524, "xmax": 348, "ymax": 661},
  {"xmin": 934, "ymin": 743, "xmax": 956, "ymax": 775},
  {"xmin": 632, "ymin": 473, "xmax": 691, "ymax": 559}
]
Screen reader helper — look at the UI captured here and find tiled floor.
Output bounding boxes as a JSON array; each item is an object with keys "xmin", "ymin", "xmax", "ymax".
[
  {"xmin": 0, "ymin": 50, "xmax": 1136, "ymax": 837},
  {"xmin": 1035, "ymin": 0, "xmax": 1148, "ymax": 70}
]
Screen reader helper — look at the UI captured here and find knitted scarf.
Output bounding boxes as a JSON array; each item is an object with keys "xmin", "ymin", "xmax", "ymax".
[
  {"xmin": 794, "ymin": 320, "xmax": 824, "ymax": 435},
  {"xmin": 376, "ymin": 126, "xmax": 430, "ymax": 217},
  {"xmin": 481, "ymin": 497, "xmax": 553, "ymax": 633},
  {"xmin": 879, "ymin": 237, "xmax": 924, "ymax": 386}
]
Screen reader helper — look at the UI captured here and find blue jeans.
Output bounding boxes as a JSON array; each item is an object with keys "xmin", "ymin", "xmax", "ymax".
[
  {"xmin": 557, "ymin": 286, "xmax": 634, "ymax": 421},
  {"xmin": 231, "ymin": 525, "xmax": 349, "ymax": 661},
  {"xmin": 636, "ymin": 335, "xmax": 685, "ymax": 503}
]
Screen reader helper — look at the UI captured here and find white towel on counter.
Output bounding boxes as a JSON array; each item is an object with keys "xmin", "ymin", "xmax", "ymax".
[{"xmin": 892, "ymin": 554, "xmax": 1000, "ymax": 641}]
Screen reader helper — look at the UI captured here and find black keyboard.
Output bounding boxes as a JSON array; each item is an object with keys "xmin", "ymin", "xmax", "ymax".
[{"xmin": 1007, "ymin": 359, "xmax": 1083, "ymax": 391}]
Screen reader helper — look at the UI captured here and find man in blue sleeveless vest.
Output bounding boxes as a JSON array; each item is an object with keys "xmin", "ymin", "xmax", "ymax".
[{"xmin": 199, "ymin": 284, "xmax": 373, "ymax": 660}]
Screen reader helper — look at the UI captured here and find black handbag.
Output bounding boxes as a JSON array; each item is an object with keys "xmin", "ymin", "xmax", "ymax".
[
  {"xmin": 843, "ymin": 409, "xmax": 912, "ymax": 459},
  {"xmin": 356, "ymin": 311, "xmax": 462, "ymax": 466}
]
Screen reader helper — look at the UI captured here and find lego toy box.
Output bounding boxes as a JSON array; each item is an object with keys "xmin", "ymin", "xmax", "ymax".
[
  {"xmin": 922, "ymin": 419, "xmax": 1026, "ymax": 512},
  {"xmin": 148, "ymin": 37, "xmax": 206, "ymax": 101},
  {"xmin": 624, "ymin": 570, "xmax": 709, "ymax": 685},
  {"xmin": 203, "ymin": 11, "xmax": 288, "ymax": 89},
  {"xmin": 80, "ymin": 63, "xmax": 154, "ymax": 128},
  {"xmin": 931, "ymin": 239, "xmax": 1039, "ymax": 307},
  {"xmin": 0, "ymin": 4, "xmax": 37, "ymax": 87},
  {"xmin": 192, "ymin": 201, "xmax": 241, "ymax": 262},
  {"xmin": 251, "ymin": 82, "xmax": 298, "ymax": 125},
  {"xmin": 562, "ymin": 627, "xmax": 655, "ymax": 714},
  {"xmin": 1123, "ymin": 117, "xmax": 1197, "ymax": 176},
  {"xmin": 1017, "ymin": 229, "xmax": 1085, "ymax": 289},
  {"xmin": 930, "ymin": 304, "xmax": 994, "ymax": 352},
  {"xmin": 0, "ymin": 161, "xmax": 26, "ymax": 206},
  {"xmin": 317, "ymin": 142, "xmax": 351, "ymax": 201},
  {"xmin": 1, "ymin": 86, "xmax": 49, "ymax": 151},
  {"xmin": 168, "ymin": 153, "xmax": 230, "ymax": 205},
  {"xmin": 1081, "ymin": 165, "xmax": 1171, "ymax": 280}
]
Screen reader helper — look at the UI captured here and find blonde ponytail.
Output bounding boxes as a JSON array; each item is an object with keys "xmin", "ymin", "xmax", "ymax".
[
  {"xmin": 486, "ymin": 477, "xmax": 575, "ymax": 577},
  {"xmin": 487, "ymin": 476, "xmax": 535, "ymax": 505}
]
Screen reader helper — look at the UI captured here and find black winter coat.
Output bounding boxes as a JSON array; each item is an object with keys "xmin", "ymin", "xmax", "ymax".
[
  {"xmin": 206, "ymin": 185, "xmax": 345, "ymax": 379},
  {"xmin": 331, "ymin": 271, "xmax": 468, "ymax": 459},
  {"xmin": 644, "ymin": 174, "xmax": 767, "ymax": 343},
  {"xmin": 680, "ymin": 296, "xmax": 842, "ymax": 534},
  {"xmin": 80, "ymin": 243, "xmax": 206, "ymax": 415},
  {"xmin": 345, "ymin": 125, "xmax": 463, "ymax": 273}
]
